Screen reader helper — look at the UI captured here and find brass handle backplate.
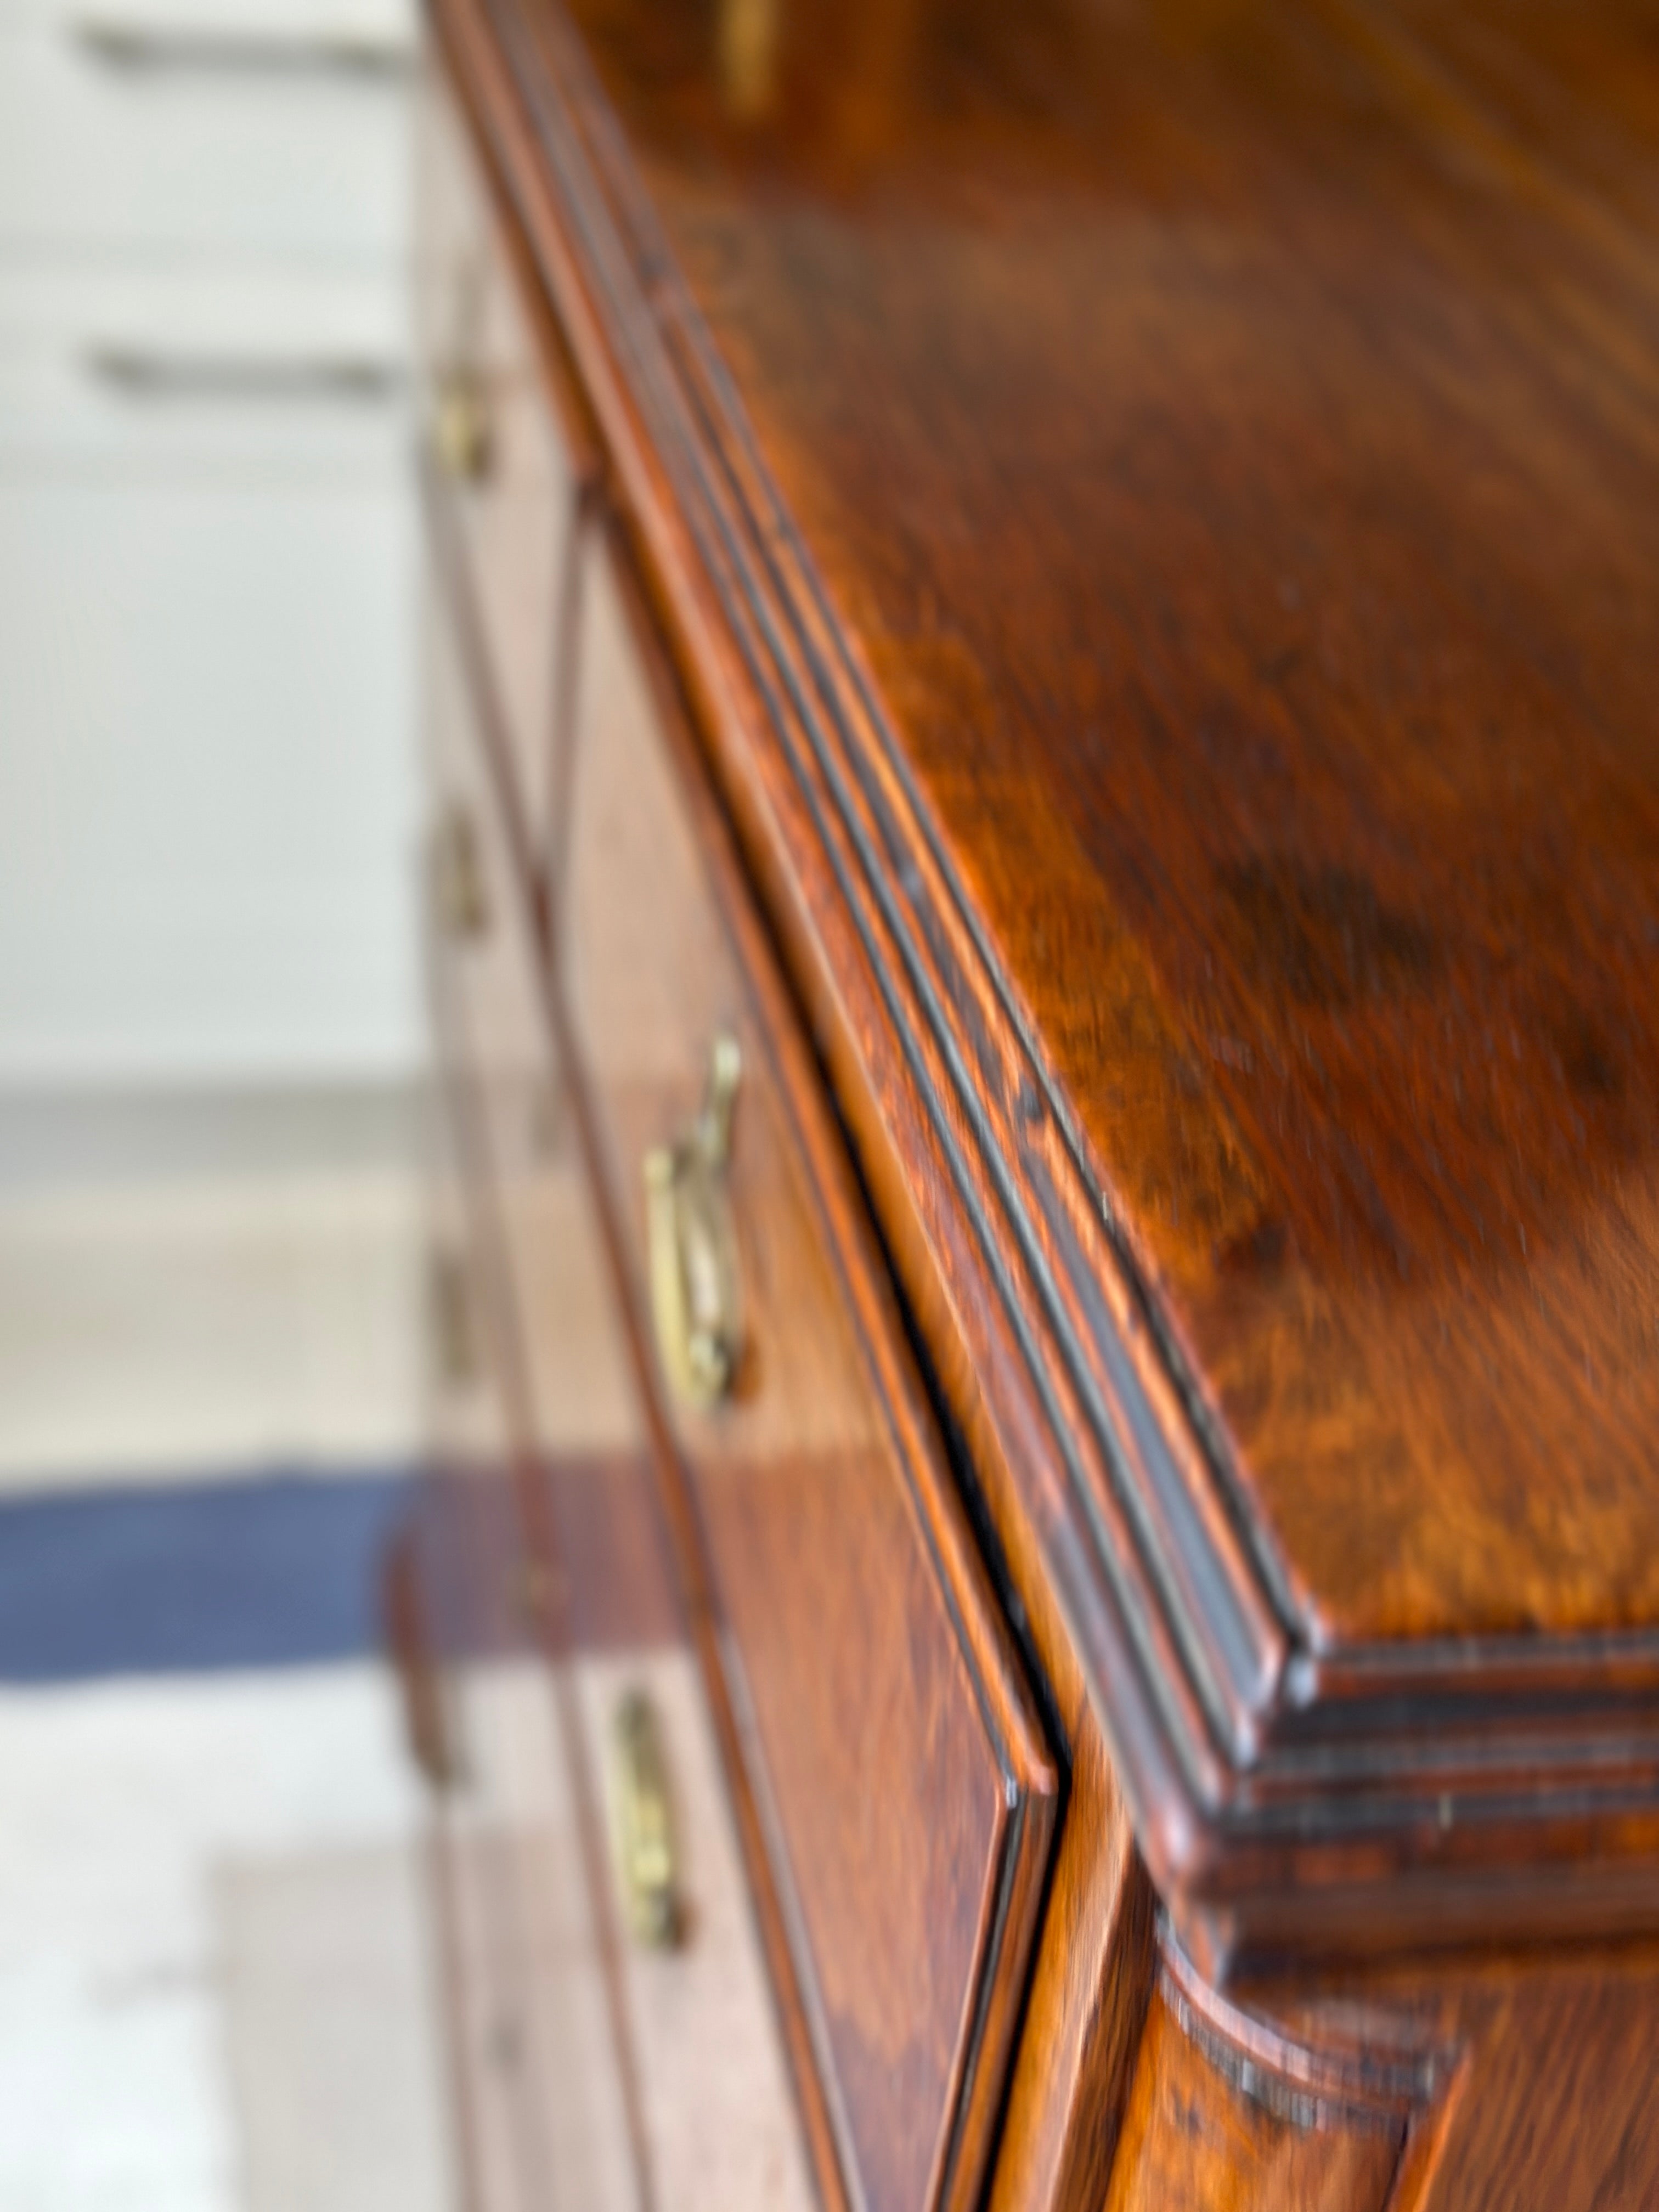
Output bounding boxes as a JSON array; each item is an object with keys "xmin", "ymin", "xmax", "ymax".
[
  {"xmin": 610, "ymin": 1688, "xmax": 680, "ymax": 1949},
  {"xmin": 644, "ymin": 1034, "xmax": 743, "ymax": 1410}
]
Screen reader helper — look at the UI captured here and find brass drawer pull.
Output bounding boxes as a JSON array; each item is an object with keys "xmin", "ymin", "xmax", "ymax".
[
  {"xmin": 431, "ymin": 799, "xmax": 490, "ymax": 941},
  {"xmin": 430, "ymin": 368, "xmax": 493, "ymax": 483},
  {"xmin": 611, "ymin": 1688, "xmax": 680, "ymax": 1949},
  {"xmin": 645, "ymin": 1034, "xmax": 743, "ymax": 1409}
]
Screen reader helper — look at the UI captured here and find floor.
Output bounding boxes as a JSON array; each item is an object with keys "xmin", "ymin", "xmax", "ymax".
[{"xmin": 0, "ymin": 1153, "xmax": 458, "ymax": 2212}]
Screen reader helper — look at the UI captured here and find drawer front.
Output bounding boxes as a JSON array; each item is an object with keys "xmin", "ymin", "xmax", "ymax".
[
  {"xmin": 0, "ymin": 11, "xmax": 409, "ymax": 257},
  {"xmin": 422, "ymin": 528, "xmax": 584, "ymax": 2212},
  {"xmin": 418, "ymin": 1125, "xmax": 640, "ymax": 2212},
  {"xmin": 424, "ymin": 516, "xmax": 543, "ymax": 1095},
  {"xmin": 423, "ymin": 1054, "xmax": 820, "ymax": 2212},
  {"xmin": 421, "ymin": 487, "xmax": 816, "ymax": 2212},
  {"xmin": 417, "ymin": 60, "xmax": 595, "ymax": 896},
  {"xmin": 564, "ymin": 524, "xmax": 1059, "ymax": 2212}
]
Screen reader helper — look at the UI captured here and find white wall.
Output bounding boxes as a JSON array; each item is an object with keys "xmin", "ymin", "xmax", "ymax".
[{"xmin": 0, "ymin": 0, "xmax": 420, "ymax": 1089}]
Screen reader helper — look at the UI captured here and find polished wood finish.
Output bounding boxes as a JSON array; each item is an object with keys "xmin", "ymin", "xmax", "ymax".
[
  {"xmin": 1389, "ymin": 1948, "xmax": 1659, "ymax": 2212},
  {"xmin": 548, "ymin": 0, "xmax": 1659, "ymax": 1645},
  {"xmin": 404, "ymin": 5, "xmax": 1659, "ymax": 2209},
  {"xmin": 419, "ymin": 566, "xmax": 822, "ymax": 2212},
  {"xmin": 1146, "ymin": 1933, "xmax": 1659, "ymax": 2212},
  {"xmin": 434, "ymin": 0, "xmax": 1659, "ymax": 1968},
  {"xmin": 420, "ymin": 153, "xmax": 1065, "ymax": 2200},
  {"xmin": 562, "ymin": 515, "xmax": 1058, "ymax": 2212},
  {"xmin": 1103, "ymin": 1985, "xmax": 1404, "ymax": 2212},
  {"xmin": 988, "ymin": 1723, "xmax": 1153, "ymax": 2212}
]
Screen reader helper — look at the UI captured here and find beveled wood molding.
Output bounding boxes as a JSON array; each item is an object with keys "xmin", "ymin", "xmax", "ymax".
[
  {"xmin": 433, "ymin": 0, "xmax": 1659, "ymax": 1971},
  {"xmin": 1156, "ymin": 1929, "xmax": 1446, "ymax": 2138}
]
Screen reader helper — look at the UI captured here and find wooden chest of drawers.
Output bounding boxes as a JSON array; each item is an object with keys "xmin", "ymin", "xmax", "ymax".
[{"xmin": 391, "ymin": 7, "xmax": 1659, "ymax": 2209}]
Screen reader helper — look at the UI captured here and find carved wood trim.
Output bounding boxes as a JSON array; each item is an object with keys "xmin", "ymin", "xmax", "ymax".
[{"xmin": 431, "ymin": 0, "xmax": 1659, "ymax": 1965}]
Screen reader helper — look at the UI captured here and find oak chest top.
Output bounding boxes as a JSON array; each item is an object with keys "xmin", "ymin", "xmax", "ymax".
[{"xmin": 441, "ymin": 0, "xmax": 1659, "ymax": 1960}]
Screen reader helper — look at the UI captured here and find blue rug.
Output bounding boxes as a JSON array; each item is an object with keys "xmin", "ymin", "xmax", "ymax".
[{"xmin": 0, "ymin": 1471, "xmax": 414, "ymax": 1683}]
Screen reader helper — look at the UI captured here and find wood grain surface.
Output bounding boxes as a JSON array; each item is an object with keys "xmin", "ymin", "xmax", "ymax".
[
  {"xmin": 1395, "ymin": 1948, "xmax": 1659, "ymax": 2212},
  {"xmin": 988, "ymin": 1720, "xmax": 1155, "ymax": 2212},
  {"xmin": 431, "ymin": 0, "xmax": 1659, "ymax": 1959},
  {"xmin": 412, "ymin": 21, "xmax": 1659, "ymax": 2205},
  {"xmin": 421, "ymin": 95, "xmax": 1165, "ymax": 2200},
  {"xmin": 1102, "ymin": 1984, "xmax": 1405, "ymax": 2212},
  {"xmin": 562, "ymin": 513, "xmax": 1058, "ymax": 2212},
  {"xmin": 1223, "ymin": 1927, "xmax": 1659, "ymax": 2212},
  {"xmin": 558, "ymin": 0, "xmax": 1659, "ymax": 1646},
  {"xmin": 420, "ymin": 631, "xmax": 824, "ymax": 2212},
  {"xmin": 420, "ymin": 312, "xmax": 862, "ymax": 2212}
]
